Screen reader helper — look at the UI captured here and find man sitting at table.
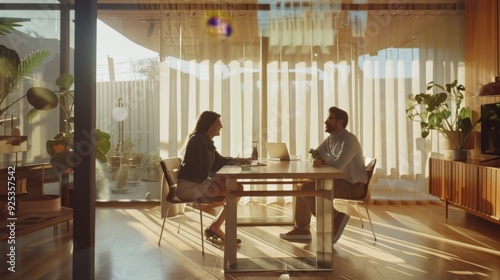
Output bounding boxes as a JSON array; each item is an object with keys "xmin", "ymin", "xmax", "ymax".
[{"xmin": 280, "ymin": 106, "xmax": 368, "ymax": 244}]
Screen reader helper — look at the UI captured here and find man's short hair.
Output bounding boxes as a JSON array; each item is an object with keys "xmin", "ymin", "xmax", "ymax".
[{"xmin": 329, "ymin": 107, "xmax": 348, "ymax": 128}]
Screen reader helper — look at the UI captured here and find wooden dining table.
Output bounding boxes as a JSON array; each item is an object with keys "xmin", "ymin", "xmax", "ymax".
[{"xmin": 214, "ymin": 159, "xmax": 347, "ymax": 272}]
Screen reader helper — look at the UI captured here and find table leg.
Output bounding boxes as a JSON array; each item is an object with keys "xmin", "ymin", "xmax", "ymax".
[
  {"xmin": 224, "ymin": 178, "xmax": 238, "ymax": 270},
  {"xmin": 315, "ymin": 178, "xmax": 333, "ymax": 269}
]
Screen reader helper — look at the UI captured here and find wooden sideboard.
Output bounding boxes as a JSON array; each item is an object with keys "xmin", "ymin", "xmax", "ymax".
[{"xmin": 429, "ymin": 157, "xmax": 500, "ymax": 224}]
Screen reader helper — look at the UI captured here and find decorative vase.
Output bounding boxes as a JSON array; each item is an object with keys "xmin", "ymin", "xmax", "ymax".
[{"xmin": 452, "ymin": 150, "xmax": 468, "ymax": 161}]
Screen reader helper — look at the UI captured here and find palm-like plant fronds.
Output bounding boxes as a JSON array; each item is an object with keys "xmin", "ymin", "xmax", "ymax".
[
  {"xmin": 19, "ymin": 49, "xmax": 50, "ymax": 77},
  {"xmin": 0, "ymin": 21, "xmax": 22, "ymax": 36}
]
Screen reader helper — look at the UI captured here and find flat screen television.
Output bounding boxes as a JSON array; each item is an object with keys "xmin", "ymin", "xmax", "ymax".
[{"xmin": 481, "ymin": 102, "xmax": 500, "ymax": 157}]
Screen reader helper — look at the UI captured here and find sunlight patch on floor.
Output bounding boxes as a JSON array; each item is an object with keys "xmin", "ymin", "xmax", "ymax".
[
  {"xmin": 340, "ymin": 238, "xmax": 406, "ymax": 263},
  {"xmin": 447, "ymin": 270, "xmax": 489, "ymax": 277},
  {"xmin": 374, "ymin": 221, "xmax": 500, "ymax": 256}
]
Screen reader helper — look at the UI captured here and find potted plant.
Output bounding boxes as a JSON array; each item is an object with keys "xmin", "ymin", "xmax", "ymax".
[
  {"xmin": 1, "ymin": 20, "xmax": 49, "ymax": 116},
  {"xmin": 406, "ymin": 80, "xmax": 481, "ymax": 160},
  {"xmin": 0, "ymin": 20, "xmax": 111, "ymax": 172},
  {"xmin": 26, "ymin": 73, "xmax": 111, "ymax": 173},
  {"xmin": 309, "ymin": 148, "xmax": 322, "ymax": 167},
  {"xmin": 0, "ymin": 24, "xmax": 49, "ymax": 153},
  {"xmin": 140, "ymin": 149, "xmax": 161, "ymax": 181},
  {"xmin": 139, "ymin": 149, "xmax": 161, "ymax": 200}
]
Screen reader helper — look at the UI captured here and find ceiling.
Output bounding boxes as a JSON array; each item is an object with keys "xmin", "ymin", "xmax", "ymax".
[{"xmin": 96, "ymin": 0, "xmax": 465, "ymax": 60}]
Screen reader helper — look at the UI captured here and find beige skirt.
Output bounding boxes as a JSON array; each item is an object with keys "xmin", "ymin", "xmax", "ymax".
[{"xmin": 176, "ymin": 178, "xmax": 225, "ymax": 201}]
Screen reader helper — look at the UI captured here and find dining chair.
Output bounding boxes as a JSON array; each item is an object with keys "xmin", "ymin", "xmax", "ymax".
[
  {"xmin": 334, "ymin": 157, "xmax": 377, "ymax": 241},
  {"xmin": 157, "ymin": 157, "xmax": 225, "ymax": 255}
]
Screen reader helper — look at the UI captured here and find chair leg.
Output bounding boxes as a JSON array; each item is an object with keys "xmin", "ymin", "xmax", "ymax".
[
  {"xmin": 355, "ymin": 201, "xmax": 364, "ymax": 228},
  {"xmin": 362, "ymin": 202, "xmax": 377, "ymax": 241},
  {"xmin": 159, "ymin": 204, "xmax": 184, "ymax": 245},
  {"xmin": 158, "ymin": 216, "xmax": 167, "ymax": 246},
  {"xmin": 198, "ymin": 203, "xmax": 205, "ymax": 255},
  {"xmin": 177, "ymin": 203, "xmax": 191, "ymax": 233},
  {"xmin": 177, "ymin": 214, "xmax": 184, "ymax": 233}
]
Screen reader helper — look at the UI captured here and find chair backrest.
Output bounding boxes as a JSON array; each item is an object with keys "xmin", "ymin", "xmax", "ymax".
[
  {"xmin": 363, "ymin": 157, "xmax": 377, "ymax": 202},
  {"xmin": 160, "ymin": 157, "xmax": 182, "ymax": 218},
  {"xmin": 364, "ymin": 157, "xmax": 377, "ymax": 183},
  {"xmin": 160, "ymin": 157, "xmax": 182, "ymax": 188}
]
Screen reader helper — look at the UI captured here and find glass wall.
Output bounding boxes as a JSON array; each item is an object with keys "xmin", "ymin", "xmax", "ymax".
[
  {"xmin": 0, "ymin": 2, "xmax": 163, "ymax": 202},
  {"xmin": 95, "ymin": 7, "xmax": 161, "ymax": 201},
  {"xmin": 0, "ymin": 6, "xmax": 64, "ymax": 167},
  {"xmin": 0, "ymin": 1, "xmax": 466, "ymax": 204}
]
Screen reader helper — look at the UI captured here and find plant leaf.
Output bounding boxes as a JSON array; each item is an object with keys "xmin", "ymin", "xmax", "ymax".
[
  {"xmin": 26, "ymin": 87, "xmax": 59, "ymax": 110},
  {"xmin": 95, "ymin": 129, "xmax": 111, "ymax": 163},
  {"xmin": 50, "ymin": 152, "xmax": 74, "ymax": 174},
  {"xmin": 0, "ymin": 44, "xmax": 21, "ymax": 94},
  {"xmin": 18, "ymin": 49, "xmax": 50, "ymax": 77},
  {"xmin": 46, "ymin": 138, "xmax": 68, "ymax": 157},
  {"xmin": 96, "ymin": 151, "xmax": 107, "ymax": 163},
  {"xmin": 0, "ymin": 21, "xmax": 22, "ymax": 36},
  {"xmin": 26, "ymin": 107, "xmax": 41, "ymax": 121},
  {"xmin": 458, "ymin": 117, "xmax": 472, "ymax": 134},
  {"xmin": 55, "ymin": 73, "xmax": 74, "ymax": 89}
]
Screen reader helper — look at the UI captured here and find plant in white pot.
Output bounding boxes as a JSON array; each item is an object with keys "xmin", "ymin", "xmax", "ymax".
[{"xmin": 406, "ymin": 80, "xmax": 481, "ymax": 160}]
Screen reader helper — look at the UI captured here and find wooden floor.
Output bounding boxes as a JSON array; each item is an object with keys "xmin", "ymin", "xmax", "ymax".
[{"xmin": 1, "ymin": 201, "xmax": 500, "ymax": 280}]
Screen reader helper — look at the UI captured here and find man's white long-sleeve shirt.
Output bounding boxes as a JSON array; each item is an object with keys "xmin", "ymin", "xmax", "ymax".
[{"xmin": 316, "ymin": 129, "xmax": 368, "ymax": 184}]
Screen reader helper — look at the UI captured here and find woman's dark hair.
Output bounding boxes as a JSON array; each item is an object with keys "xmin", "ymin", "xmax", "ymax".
[
  {"xmin": 189, "ymin": 111, "xmax": 221, "ymax": 137},
  {"xmin": 329, "ymin": 106, "xmax": 349, "ymax": 128}
]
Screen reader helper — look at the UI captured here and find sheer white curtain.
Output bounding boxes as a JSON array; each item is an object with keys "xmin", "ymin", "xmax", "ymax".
[{"xmin": 159, "ymin": 7, "xmax": 464, "ymax": 205}]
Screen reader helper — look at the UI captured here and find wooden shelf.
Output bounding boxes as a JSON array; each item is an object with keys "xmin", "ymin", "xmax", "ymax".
[
  {"xmin": 0, "ymin": 207, "xmax": 73, "ymax": 242},
  {"xmin": 0, "ymin": 135, "xmax": 28, "ymax": 153}
]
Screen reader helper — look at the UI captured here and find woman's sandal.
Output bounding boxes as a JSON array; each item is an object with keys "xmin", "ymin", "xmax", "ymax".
[{"xmin": 204, "ymin": 227, "xmax": 241, "ymax": 244}]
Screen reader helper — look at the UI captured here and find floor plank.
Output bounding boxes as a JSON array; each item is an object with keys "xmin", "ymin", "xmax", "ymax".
[{"xmin": 1, "ymin": 201, "xmax": 500, "ymax": 279}]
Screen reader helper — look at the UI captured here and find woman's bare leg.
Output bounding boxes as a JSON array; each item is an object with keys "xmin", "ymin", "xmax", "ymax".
[{"xmin": 206, "ymin": 182, "xmax": 242, "ymax": 239}]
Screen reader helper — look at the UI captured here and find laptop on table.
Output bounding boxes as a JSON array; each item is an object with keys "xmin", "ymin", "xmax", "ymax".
[{"xmin": 265, "ymin": 142, "xmax": 300, "ymax": 161}]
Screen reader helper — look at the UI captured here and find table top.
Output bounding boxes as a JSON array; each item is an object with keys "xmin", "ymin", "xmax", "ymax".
[{"xmin": 214, "ymin": 160, "xmax": 347, "ymax": 180}]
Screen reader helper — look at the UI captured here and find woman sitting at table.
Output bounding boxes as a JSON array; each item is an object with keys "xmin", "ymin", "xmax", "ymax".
[{"xmin": 176, "ymin": 110, "xmax": 243, "ymax": 243}]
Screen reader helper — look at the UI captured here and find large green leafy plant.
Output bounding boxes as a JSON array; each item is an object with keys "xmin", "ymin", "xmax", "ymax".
[
  {"xmin": 1, "ymin": 20, "xmax": 110, "ymax": 173},
  {"xmin": 26, "ymin": 73, "xmax": 111, "ymax": 174},
  {"xmin": 0, "ymin": 46, "xmax": 49, "ymax": 115},
  {"xmin": 406, "ymin": 80, "xmax": 480, "ymax": 150},
  {"xmin": 1, "ymin": 20, "xmax": 49, "ymax": 114}
]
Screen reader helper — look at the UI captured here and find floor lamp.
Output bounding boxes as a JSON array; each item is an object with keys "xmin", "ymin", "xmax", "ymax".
[{"xmin": 112, "ymin": 97, "xmax": 128, "ymax": 164}]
